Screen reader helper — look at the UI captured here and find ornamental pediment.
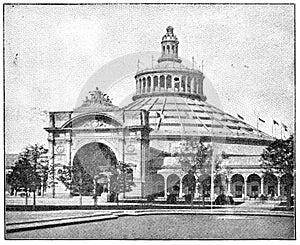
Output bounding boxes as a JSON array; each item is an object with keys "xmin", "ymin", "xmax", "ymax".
[{"xmin": 75, "ymin": 118, "xmax": 113, "ymax": 129}]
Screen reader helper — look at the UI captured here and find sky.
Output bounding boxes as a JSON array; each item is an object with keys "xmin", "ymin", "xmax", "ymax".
[{"xmin": 4, "ymin": 4, "xmax": 295, "ymax": 153}]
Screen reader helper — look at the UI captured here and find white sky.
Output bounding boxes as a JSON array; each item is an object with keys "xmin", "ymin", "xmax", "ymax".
[{"xmin": 4, "ymin": 4, "xmax": 295, "ymax": 153}]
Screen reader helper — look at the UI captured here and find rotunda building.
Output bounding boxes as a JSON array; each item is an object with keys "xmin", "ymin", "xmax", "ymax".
[
  {"xmin": 123, "ymin": 26, "xmax": 277, "ymax": 200},
  {"xmin": 45, "ymin": 26, "xmax": 292, "ymax": 201}
]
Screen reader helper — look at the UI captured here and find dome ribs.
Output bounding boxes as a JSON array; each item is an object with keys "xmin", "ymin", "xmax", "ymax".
[
  {"xmin": 147, "ymin": 97, "xmax": 159, "ymax": 111},
  {"xmin": 173, "ymin": 98, "xmax": 185, "ymax": 134},
  {"xmin": 183, "ymin": 97, "xmax": 210, "ymax": 133}
]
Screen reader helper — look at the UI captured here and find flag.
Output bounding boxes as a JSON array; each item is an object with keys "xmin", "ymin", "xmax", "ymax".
[
  {"xmin": 237, "ymin": 114, "xmax": 244, "ymax": 120},
  {"xmin": 282, "ymin": 123, "xmax": 288, "ymax": 131},
  {"xmin": 258, "ymin": 118, "xmax": 265, "ymax": 123},
  {"xmin": 273, "ymin": 120, "xmax": 279, "ymax": 125}
]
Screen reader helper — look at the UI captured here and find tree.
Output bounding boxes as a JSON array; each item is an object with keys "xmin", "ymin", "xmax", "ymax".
[
  {"xmin": 7, "ymin": 144, "xmax": 48, "ymax": 207},
  {"xmin": 58, "ymin": 160, "xmax": 134, "ymax": 205},
  {"xmin": 7, "ymin": 159, "xmax": 36, "ymax": 205},
  {"xmin": 176, "ymin": 140, "xmax": 227, "ymax": 206},
  {"xmin": 261, "ymin": 135, "xmax": 295, "ymax": 208},
  {"xmin": 109, "ymin": 161, "xmax": 135, "ymax": 201},
  {"xmin": 58, "ymin": 162, "xmax": 94, "ymax": 205}
]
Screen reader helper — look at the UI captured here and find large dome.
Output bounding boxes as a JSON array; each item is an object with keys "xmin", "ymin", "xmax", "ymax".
[
  {"xmin": 123, "ymin": 95, "xmax": 273, "ymax": 143},
  {"xmin": 124, "ymin": 26, "xmax": 273, "ymax": 144}
]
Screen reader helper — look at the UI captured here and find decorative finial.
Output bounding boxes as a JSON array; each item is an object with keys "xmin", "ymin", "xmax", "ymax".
[{"xmin": 166, "ymin": 26, "xmax": 174, "ymax": 34}]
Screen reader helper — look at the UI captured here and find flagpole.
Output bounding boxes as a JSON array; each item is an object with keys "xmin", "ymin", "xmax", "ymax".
[{"xmin": 280, "ymin": 122, "xmax": 283, "ymax": 140}]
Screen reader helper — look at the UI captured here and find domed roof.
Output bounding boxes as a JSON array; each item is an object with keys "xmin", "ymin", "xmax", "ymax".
[{"xmin": 123, "ymin": 95, "xmax": 273, "ymax": 143}]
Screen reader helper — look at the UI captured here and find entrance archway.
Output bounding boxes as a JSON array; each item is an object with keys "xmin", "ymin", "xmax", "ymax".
[
  {"xmin": 247, "ymin": 174, "xmax": 261, "ymax": 198},
  {"xmin": 167, "ymin": 174, "xmax": 180, "ymax": 194},
  {"xmin": 182, "ymin": 173, "xmax": 196, "ymax": 195},
  {"xmin": 231, "ymin": 174, "xmax": 244, "ymax": 198},
  {"xmin": 263, "ymin": 174, "xmax": 278, "ymax": 196},
  {"xmin": 72, "ymin": 142, "xmax": 118, "ymax": 196}
]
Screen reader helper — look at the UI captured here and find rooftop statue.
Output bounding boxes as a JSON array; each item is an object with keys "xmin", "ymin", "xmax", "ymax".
[{"xmin": 82, "ymin": 87, "xmax": 113, "ymax": 107}]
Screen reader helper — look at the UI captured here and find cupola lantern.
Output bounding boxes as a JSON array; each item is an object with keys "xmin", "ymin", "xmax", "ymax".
[{"xmin": 158, "ymin": 26, "xmax": 182, "ymax": 63}]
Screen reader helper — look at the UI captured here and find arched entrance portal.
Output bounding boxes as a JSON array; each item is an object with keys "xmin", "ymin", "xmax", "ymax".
[
  {"xmin": 247, "ymin": 174, "xmax": 261, "ymax": 198},
  {"xmin": 182, "ymin": 173, "xmax": 196, "ymax": 195},
  {"xmin": 167, "ymin": 174, "xmax": 180, "ymax": 195},
  {"xmin": 72, "ymin": 142, "xmax": 118, "ymax": 196},
  {"xmin": 263, "ymin": 174, "xmax": 278, "ymax": 197},
  {"xmin": 231, "ymin": 174, "xmax": 244, "ymax": 198}
]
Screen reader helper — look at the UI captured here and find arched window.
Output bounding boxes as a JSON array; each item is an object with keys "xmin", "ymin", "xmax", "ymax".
[
  {"xmin": 231, "ymin": 174, "xmax": 244, "ymax": 198},
  {"xmin": 172, "ymin": 45, "xmax": 175, "ymax": 54},
  {"xmin": 181, "ymin": 76, "xmax": 186, "ymax": 92},
  {"xmin": 153, "ymin": 76, "xmax": 158, "ymax": 91},
  {"xmin": 142, "ymin": 77, "xmax": 146, "ymax": 93},
  {"xmin": 174, "ymin": 77, "xmax": 180, "ymax": 91},
  {"xmin": 247, "ymin": 174, "xmax": 261, "ymax": 198},
  {"xmin": 192, "ymin": 78, "xmax": 197, "ymax": 93},
  {"xmin": 199, "ymin": 78, "xmax": 203, "ymax": 95},
  {"xmin": 187, "ymin": 77, "xmax": 192, "ymax": 93},
  {"xmin": 147, "ymin": 76, "xmax": 151, "ymax": 93},
  {"xmin": 139, "ymin": 79, "xmax": 142, "ymax": 93},
  {"xmin": 167, "ymin": 174, "xmax": 180, "ymax": 193},
  {"xmin": 166, "ymin": 75, "xmax": 172, "ymax": 91},
  {"xmin": 159, "ymin": 76, "xmax": 165, "ymax": 91},
  {"xmin": 163, "ymin": 46, "xmax": 165, "ymax": 53}
]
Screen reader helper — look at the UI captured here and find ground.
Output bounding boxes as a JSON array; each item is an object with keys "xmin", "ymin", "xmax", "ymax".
[{"xmin": 7, "ymin": 214, "xmax": 294, "ymax": 239}]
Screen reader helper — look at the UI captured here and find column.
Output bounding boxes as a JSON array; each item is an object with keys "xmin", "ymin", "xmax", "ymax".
[
  {"xmin": 143, "ymin": 77, "xmax": 146, "ymax": 93},
  {"xmin": 164, "ymin": 75, "xmax": 167, "ymax": 91},
  {"xmin": 164, "ymin": 176, "xmax": 168, "ymax": 198},
  {"xmin": 227, "ymin": 180, "xmax": 231, "ymax": 194},
  {"xmin": 195, "ymin": 183, "xmax": 199, "ymax": 198},
  {"xmin": 244, "ymin": 177, "xmax": 247, "ymax": 199},
  {"xmin": 178, "ymin": 75, "xmax": 182, "ymax": 92},
  {"xmin": 210, "ymin": 175, "xmax": 214, "ymax": 203},
  {"xmin": 185, "ymin": 77, "xmax": 188, "ymax": 93},
  {"xmin": 65, "ymin": 132, "xmax": 72, "ymax": 166},
  {"xmin": 151, "ymin": 75, "xmax": 155, "ymax": 92},
  {"xmin": 277, "ymin": 178, "xmax": 281, "ymax": 197},
  {"xmin": 172, "ymin": 76, "xmax": 176, "ymax": 92},
  {"xmin": 260, "ymin": 177, "xmax": 264, "ymax": 195},
  {"xmin": 48, "ymin": 133, "xmax": 56, "ymax": 198},
  {"xmin": 179, "ymin": 178, "xmax": 183, "ymax": 198}
]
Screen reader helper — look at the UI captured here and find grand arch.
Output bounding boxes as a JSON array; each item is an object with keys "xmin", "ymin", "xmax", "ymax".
[
  {"xmin": 73, "ymin": 142, "xmax": 118, "ymax": 177},
  {"xmin": 72, "ymin": 142, "xmax": 118, "ymax": 196}
]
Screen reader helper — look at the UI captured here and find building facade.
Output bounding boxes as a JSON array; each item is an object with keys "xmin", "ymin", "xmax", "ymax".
[{"xmin": 45, "ymin": 26, "xmax": 292, "ymax": 200}]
